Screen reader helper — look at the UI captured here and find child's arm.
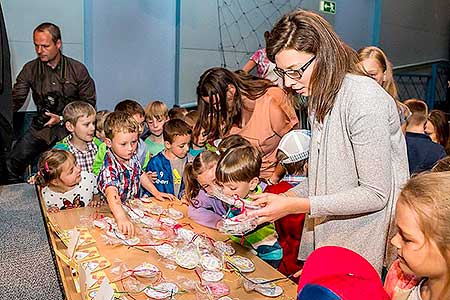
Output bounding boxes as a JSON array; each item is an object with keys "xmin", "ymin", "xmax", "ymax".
[
  {"xmin": 140, "ymin": 172, "xmax": 177, "ymax": 201},
  {"xmin": 187, "ymin": 190, "xmax": 225, "ymax": 229},
  {"xmin": 105, "ymin": 186, "xmax": 135, "ymax": 236}
]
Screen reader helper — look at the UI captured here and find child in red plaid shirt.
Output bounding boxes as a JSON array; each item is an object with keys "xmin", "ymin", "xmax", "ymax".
[
  {"xmin": 54, "ymin": 101, "xmax": 101, "ymax": 172},
  {"xmin": 97, "ymin": 112, "xmax": 176, "ymax": 236}
]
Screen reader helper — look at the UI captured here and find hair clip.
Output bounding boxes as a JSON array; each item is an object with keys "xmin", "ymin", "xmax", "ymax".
[{"xmin": 44, "ymin": 161, "xmax": 50, "ymax": 172}]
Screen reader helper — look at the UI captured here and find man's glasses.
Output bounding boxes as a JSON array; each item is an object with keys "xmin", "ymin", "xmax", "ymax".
[{"xmin": 274, "ymin": 56, "xmax": 316, "ymax": 81}]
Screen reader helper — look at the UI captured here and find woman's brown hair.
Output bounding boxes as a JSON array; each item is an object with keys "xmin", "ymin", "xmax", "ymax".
[
  {"xmin": 35, "ymin": 149, "xmax": 75, "ymax": 187},
  {"xmin": 428, "ymin": 110, "xmax": 450, "ymax": 154},
  {"xmin": 195, "ymin": 68, "xmax": 276, "ymax": 139},
  {"xmin": 183, "ymin": 150, "xmax": 220, "ymax": 207},
  {"xmin": 398, "ymin": 172, "xmax": 450, "ymax": 298},
  {"xmin": 266, "ymin": 10, "xmax": 364, "ymax": 123}
]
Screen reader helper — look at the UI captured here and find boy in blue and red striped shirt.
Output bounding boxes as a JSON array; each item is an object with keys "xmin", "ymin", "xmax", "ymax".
[{"xmin": 97, "ymin": 112, "xmax": 176, "ymax": 236}]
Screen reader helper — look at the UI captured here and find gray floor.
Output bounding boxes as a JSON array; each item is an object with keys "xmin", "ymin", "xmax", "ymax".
[{"xmin": 0, "ymin": 183, "xmax": 64, "ymax": 300}]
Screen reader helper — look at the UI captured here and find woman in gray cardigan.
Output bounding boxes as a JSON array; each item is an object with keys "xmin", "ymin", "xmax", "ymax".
[{"xmin": 245, "ymin": 10, "xmax": 409, "ymax": 273}]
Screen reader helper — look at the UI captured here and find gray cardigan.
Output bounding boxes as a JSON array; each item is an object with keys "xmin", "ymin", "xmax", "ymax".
[{"xmin": 292, "ymin": 74, "xmax": 409, "ymax": 273}]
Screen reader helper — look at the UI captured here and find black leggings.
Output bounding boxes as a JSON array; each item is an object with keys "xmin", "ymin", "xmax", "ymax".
[{"xmin": 6, "ymin": 125, "xmax": 66, "ymax": 183}]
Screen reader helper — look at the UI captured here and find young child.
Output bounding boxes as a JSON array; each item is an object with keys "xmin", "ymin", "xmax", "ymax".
[
  {"xmin": 54, "ymin": 101, "xmax": 100, "ymax": 172},
  {"xmin": 95, "ymin": 110, "xmax": 110, "ymax": 142},
  {"xmin": 168, "ymin": 106, "xmax": 188, "ymax": 120},
  {"xmin": 97, "ymin": 112, "xmax": 176, "ymax": 236},
  {"xmin": 183, "ymin": 135, "xmax": 252, "ymax": 227},
  {"xmin": 92, "ymin": 99, "xmax": 150, "ymax": 176},
  {"xmin": 385, "ymin": 172, "xmax": 450, "ymax": 300},
  {"xmin": 145, "ymin": 119, "xmax": 191, "ymax": 198},
  {"xmin": 264, "ymin": 129, "xmax": 310, "ymax": 276},
  {"xmin": 403, "ymin": 99, "xmax": 446, "ymax": 174},
  {"xmin": 216, "ymin": 134, "xmax": 251, "ymax": 154},
  {"xmin": 215, "ymin": 145, "xmax": 282, "ymax": 268},
  {"xmin": 184, "ymin": 150, "xmax": 228, "ymax": 228},
  {"xmin": 144, "ymin": 100, "xmax": 169, "ymax": 155},
  {"xmin": 184, "ymin": 110, "xmax": 208, "ymax": 159},
  {"xmin": 36, "ymin": 149, "xmax": 97, "ymax": 213}
]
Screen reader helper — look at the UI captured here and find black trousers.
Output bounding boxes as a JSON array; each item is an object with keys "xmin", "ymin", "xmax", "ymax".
[{"xmin": 6, "ymin": 125, "xmax": 66, "ymax": 183}]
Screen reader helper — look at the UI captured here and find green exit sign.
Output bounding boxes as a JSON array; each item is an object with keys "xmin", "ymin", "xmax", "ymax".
[{"xmin": 320, "ymin": 0, "xmax": 336, "ymax": 14}]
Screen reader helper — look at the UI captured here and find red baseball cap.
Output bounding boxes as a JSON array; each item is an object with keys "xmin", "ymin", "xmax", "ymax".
[{"xmin": 297, "ymin": 246, "xmax": 390, "ymax": 300}]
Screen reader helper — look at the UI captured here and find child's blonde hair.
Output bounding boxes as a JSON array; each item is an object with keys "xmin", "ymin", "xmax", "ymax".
[
  {"xmin": 183, "ymin": 150, "xmax": 220, "ymax": 205},
  {"xmin": 104, "ymin": 112, "xmax": 139, "ymax": 140},
  {"xmin": 216, "ymin": 145, "xmax": 261, "ymax": 183},
  {"xmin": 399, "ymin": 172, "xmax": 450, "ymax": 296},
  {"xmin": 63, "ymin": 101, "xmax": 96, "ymax": 125},
  {"xmin": 145, "ymin": 100, "xmax": 169, "ymax": 121},
  {"xmin": 358, "ymin": 46, "xmax": 397, "ymax": 99},
  {"xmin": 95, "ymin": 110, "xmax": 110, "ymax": 133},
  {"xmin": 35, "ymin": 149, "xmax": 76, "ymax": 186}
]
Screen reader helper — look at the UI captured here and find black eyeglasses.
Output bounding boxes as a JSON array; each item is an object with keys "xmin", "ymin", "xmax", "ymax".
[{"xmin": 274, "ymin": 56, "xmax": 316, "ymax": 80}]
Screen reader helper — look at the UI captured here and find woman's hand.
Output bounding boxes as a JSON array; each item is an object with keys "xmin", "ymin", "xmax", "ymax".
[{"xmin": 242, "ymin": 193, "xmax": 309, "ymax": 224}]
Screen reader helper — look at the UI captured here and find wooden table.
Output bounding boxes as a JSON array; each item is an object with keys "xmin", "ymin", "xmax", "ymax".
[{"xmin": 45, "ymin": 201, "xmax": 298, "ymax": 299}]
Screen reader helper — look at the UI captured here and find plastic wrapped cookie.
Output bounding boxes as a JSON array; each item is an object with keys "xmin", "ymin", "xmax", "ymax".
[
  {"xmin": 201, "ymin": 254, "xmax": 222, "ymax": 271},
  {"xmin": 218, "ymin": 217, "xmax": 258, "ymax": 236},
  {"xmin": 159, "ymin": 217, "xmax": 178, "ymax": 227},
  {"xmin": 201, "ymin": 270, "xmax": 224, "ymax": 282},
  {"xmin": 122, "ymin": 205, "xmax": 145, "ymax": 220},
  {"xmin": 243, "ymin": 278, "xmax": 283, "ymax": 297},
  {"xmin": 167, "ymin": 207, "xmax": 184, "ymax": 220},
  {"xmin": 153, "ymin": 243, "xmax": 176, "ymax": 259},
  {"xmin": 214, "ymin": 241, "xmax": 236, "ymax": 256},
  {"xmin": 175, "ymin": 244, "xmax": 200, "ymax": 269},
  {"xmin": 105, "ymin": 229, "xmax": 140, "ymax": 246},
  {"xmin": 132, "ymin": 262, "xmax": 160, "ymax": 278},
  {"xmin": 176, "ymin": 228, "xmax": 196, "ymax": 242},
  {"xmin": 144, "ymin": 282, "xmax": 178, "ymax": 299},
  {"xmin": 226, "ymin": 255, "xmax": 255, "ymax": 273}
]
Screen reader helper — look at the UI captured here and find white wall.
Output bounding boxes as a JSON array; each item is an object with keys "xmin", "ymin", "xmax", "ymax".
[
  {"xmin": 2, "ymin": 0, "xmax": 84, "ymax": 111},
  {"xmin": 88, "ymin": 0, "xmax": 177, "ymax": 110}
]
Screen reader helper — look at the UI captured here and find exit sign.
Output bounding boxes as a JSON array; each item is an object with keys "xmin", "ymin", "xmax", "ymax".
[{"xmin": 320, "ymin": 0, "xmax": 336, "ymax": 14}]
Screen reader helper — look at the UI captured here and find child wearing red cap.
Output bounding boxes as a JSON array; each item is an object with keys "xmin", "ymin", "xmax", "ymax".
[
  {"xmin": 385, "ymin": 172, "xmax": 450, "ymax": 300},
  {"xmin": 297, "ymin": 246, "xmax": 390, "ymax": 300}
]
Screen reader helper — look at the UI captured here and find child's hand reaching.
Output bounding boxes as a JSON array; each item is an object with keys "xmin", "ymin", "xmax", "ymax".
[
  {"xmin": 88, "ymin": 194, "xmax": 105, "ymax": 208},
  {"xmin": 27, "ymin": 175, "xmax": 36, "ymax": 185},
  {"xmin": 116, "ymin": 217, "xmax": 135, "ymax": 237},
  {"xmin": 146, "ymin": 171, "xmax": 158, "ymax": 183},
  {"xmin": 154, "ymin": 192, "xmax": 177, "ymax": 202}
]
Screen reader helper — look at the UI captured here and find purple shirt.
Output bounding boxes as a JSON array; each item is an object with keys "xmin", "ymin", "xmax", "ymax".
[{"xmin": 187, "ymin": 190, "xmax": 228, "ymax": 229}]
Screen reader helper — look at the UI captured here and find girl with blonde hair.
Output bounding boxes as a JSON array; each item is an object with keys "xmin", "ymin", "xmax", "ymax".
[{"xmin": 358, "ymin": 46, "xmax": 411, "ymax": 127}]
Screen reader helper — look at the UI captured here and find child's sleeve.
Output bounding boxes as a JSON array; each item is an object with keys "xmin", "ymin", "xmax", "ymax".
[
  {"xmin": 92, "ymin": 143, "xmax": 107, "ymax": 176},
  {"xmin": 187, "ymin": 190, "xmax": 224, "ymax": 229},
  {"xmin": 97, "ymin": 162, "xmax": 120, "ymax": 197}
]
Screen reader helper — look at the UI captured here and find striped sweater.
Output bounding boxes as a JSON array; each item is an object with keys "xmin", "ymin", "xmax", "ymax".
[{"xmin": 228, "ymin": 183, "xmax": 282, "ymax": 263}]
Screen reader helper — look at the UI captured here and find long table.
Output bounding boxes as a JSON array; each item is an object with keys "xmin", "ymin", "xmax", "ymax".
[{"xmin": 44, "ymin": 200, "xmax": 298, "ymax": 299}]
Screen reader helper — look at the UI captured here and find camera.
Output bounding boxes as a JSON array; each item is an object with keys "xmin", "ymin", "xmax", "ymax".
[{"xmin": 32, "ymin": 93, "xmax": 61, "ymax": 129}]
